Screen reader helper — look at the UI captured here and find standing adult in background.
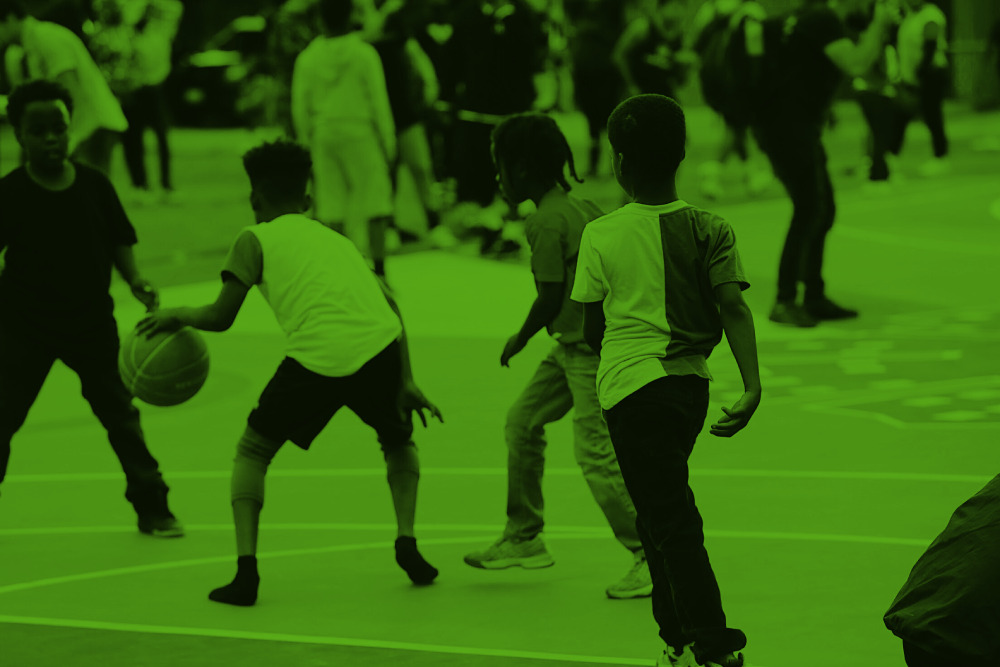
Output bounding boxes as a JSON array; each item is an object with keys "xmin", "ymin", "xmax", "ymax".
[
  {"xmin": 119, "ymin": 0, "xmax": 183, "ymax": 203},
  {"xmin": 884, "ymin": 474, "xmax": 1000, "ymax": 666},
  {"xmin": 0, "ymin": 0, "xmax": 128, "ymax": 175},
  {"xmin": 750, "ymin": 0, "xmax": 900, "ymax": 327},
  {"xmin": 564, "ymin": 0, "xmax": 628, "ymax": 178},
  {"xmin": 613, "ymin": 0, "xmax": 694, "ymax": 102},
  {"xmin": 893, "ymin": 0, "xmax": 950, "ymax": 176}
]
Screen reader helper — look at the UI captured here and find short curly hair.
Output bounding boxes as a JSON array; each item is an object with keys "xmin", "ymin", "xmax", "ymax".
[
  {"xmin": 7, "ymin": 79, "xmax": 74, "ymax": 129},
  {"xmin": 242, "ymin": 139, "xmax": 313, "ymax": 203},
  {"xmin": 607, "ymin": 94, "xmax": 686, "ymax": 182}
]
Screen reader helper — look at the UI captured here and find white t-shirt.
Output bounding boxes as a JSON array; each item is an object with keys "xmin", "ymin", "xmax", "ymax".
[
  {"xmin": 291, "ymin": 32, "xmax": 395, "ymax": 155},
  {"xmin": 897, "ymin": 3, "xmax": 948, "ymax": 85},
  {"xmin": 571, "ymin": 200, "xmax": 749, "ymax": 410},
  {"xmin": 22, "ymin": 17, "xmax": 128, "ymax": 146},
  {"xmin": 221, "ymin": 214, "xmax": 402, "ymax": 377}
]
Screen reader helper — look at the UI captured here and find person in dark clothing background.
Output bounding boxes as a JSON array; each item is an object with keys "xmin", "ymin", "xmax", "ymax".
[
  {"xmin": 613, "ymin": 0, "xmax": 694, "ymax": 102},
  {"xmin": 884, "ymin": 474, "xmax": 1000, "ymax": 667},
  {"xmin": 751, "ymin": 0, "xmax": 900, "ymax": 328}
]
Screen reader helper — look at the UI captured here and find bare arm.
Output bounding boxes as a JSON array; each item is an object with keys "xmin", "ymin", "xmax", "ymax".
[
  {"xmin": 582, "ymin": 300, "xmax": 606, "ymax": 355},
  {"xmin": 716, "ymin": 283, "xmax": 761, "ymax": 394},
  {"xmin": 375, "ymin": 275, "xmax": 413, "ymax": 382}
]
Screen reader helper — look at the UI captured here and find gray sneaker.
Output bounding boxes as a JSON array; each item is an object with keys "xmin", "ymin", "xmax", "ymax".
[
  {"xmin": 606, "ymin": 550, "xmax": 653, "ymax": 599},
  {"xmin": 463, "ymin": 535, "xmax": 555, "ymax": 569}
]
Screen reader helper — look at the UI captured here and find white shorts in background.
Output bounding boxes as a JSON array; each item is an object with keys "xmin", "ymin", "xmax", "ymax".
[{"xmin": 311, "ymin": 126, "xmax": 393, "ymax": 230}]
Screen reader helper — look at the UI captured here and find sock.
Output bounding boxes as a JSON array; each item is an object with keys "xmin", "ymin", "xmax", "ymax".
[
  {"xmin": 395, "ymin": 536, "xmax": 438, "ymax": 585},
  {"xmin": 208, "ymin": 555, "xmax": 260, "ymax": 606}
]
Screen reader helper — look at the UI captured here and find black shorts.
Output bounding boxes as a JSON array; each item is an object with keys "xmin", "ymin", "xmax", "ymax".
[{"xmin": 247, "ymin": 340, "xmax": 413, "ymax": 452}]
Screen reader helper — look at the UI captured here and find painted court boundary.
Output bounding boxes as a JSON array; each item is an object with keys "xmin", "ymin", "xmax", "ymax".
[{"xmin": 0, "ymin": 614, "xmax": 773, "ymax": 666}]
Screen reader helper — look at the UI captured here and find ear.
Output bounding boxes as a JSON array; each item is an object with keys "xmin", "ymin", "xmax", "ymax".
[
  {"xmin": 249, "ymin": 189, "xmax": 262, "ymax": 211},
  {"xmin": 301, "ymin": 192, "xmax": 313, "ymax": 213}
]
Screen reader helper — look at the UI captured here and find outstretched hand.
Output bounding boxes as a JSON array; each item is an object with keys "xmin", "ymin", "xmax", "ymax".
[
  {"xmin": 130, "ymin": 278, "xmax": 160, "ymax": 313},
  {"xmin": 709, "ymin": 390, "xmax": 761, "ymax": 438},
  {"xmin": 398, "ymin": 381, "xmax": 444, "ymax": 428}
]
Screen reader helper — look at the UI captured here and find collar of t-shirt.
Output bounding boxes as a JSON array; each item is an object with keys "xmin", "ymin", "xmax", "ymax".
[{"xmin": 622, "ymin": 200, "xmax": 690, "ymax": 215}]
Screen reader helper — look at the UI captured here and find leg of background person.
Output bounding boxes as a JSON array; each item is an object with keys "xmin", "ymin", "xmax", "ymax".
[
  {"xmin": 0, "ymin": 320, "xmax": 57, "ymax": 490},
  {"xmin": 564, "ymin": 345, "xmax": 641, "ymax": 552},
  {"xmin": 919, "ymin": 70, "xmax": 949, "ymax": 158},
  {"xmin": 120, "ymin": 91, "xmax": 148, "ymax": 189},
  {"xmin": 310, "ymin": 134, "xmax": 349, "ymax": 237},
  {"xmin": 753, "ymin": 124, "xmax": 822, "ymax": 303},
  {"xmin": 147, "ymin": 84, "xmax": 174, "ymax": 190},
  {"xmin": 802, "ymin": 144, "xmax": 836, "ymax": 304},
  {"xmin": 57, "ymin": 317, "xmax": 169, "ymax": 518},
  {"xmin": 398, "ymin": 122, "xmax": 441, "ymax": 226},
  {"xmin": 503, "ymin": 346, "xmax": 574, "ymax": 542},
  {"xmin": 857, "ymin": 91, "xmax": 888, "ymax": 180},
  {"xmin": 603, "ymin": 376, "xmax": 744, "ymax": 661}
]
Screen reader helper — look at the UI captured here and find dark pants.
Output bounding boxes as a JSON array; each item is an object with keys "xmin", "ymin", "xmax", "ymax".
[
  {"xmin": 0, "ymin": 314, "xmax": 170, "ymax": 516},
  {"xmin": 751, "ymin": 121, "xmax": 835, "ymax": 303},
  {"xmin": 121, "ymin": 84, "xmax": 173, "ymax": 190},
  {"xmin": 899, "ymin": 70, "xmax": 950, "ymax": 159},
  {"xmin": 856, "ymin": 90, "xmax": 908, "ymax": 181},
  {"xmin": 603, "ymin": 375, "xmax": 746, "ymax": 662}
]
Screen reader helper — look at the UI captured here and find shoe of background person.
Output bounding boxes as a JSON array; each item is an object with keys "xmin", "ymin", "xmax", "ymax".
[
  {"xmin": 138, "ymin": 514, "xmax": 185, "ymax": 538},
  {"xmin": 769, "ymin": 301, "xmax": 818, "ymax": 327},
  {"xmin": 804, "ymin": 297, "xmax": 858, "ymax": 321},
  {"xmin": 606, "ymin": 550, "xmax": 653, "ymax": 599},
  {"xmin": 919, "ymin": 157, "xmax": 952, "ymax": 177},
  {"xmin": 656, "ymin": 642, "xmax": 696, "ymax": 667},
  {"xmin": 861, "ymin": 179, "xmax": 895, "ymax": 196},
  {"xmin": 463, "ymin": 535, "xmax": 555, "ymax": 569}
]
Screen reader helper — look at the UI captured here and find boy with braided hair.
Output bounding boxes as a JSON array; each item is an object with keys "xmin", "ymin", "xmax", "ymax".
[{"xmin": 463, "ymin": 113, "xmax": 652, "ymax": 601}]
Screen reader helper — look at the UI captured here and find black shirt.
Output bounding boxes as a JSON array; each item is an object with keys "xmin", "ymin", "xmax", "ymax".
[
  {"xmin": 0, "ymin": 162, "xmax": 137, "ymax": 324},
  {"xmin": 759, "ymin": 4, "xmax": 847, "ymax": 127}
]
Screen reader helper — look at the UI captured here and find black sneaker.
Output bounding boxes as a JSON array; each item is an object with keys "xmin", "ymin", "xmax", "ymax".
[
  {"xmin": 804, "ymin": 297, "xmax": 859, "ymax": 321},
  {"xmin": 138, "ymin": 514, "xmax": 185, "ymax": 538},
  {"xmin": 769, "ymin": 301, "xmax": 818, "ymax": 327}
]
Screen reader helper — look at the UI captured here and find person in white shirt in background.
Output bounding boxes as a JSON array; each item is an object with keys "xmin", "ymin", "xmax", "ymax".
[
  {"xmin": 894, "ymin": 0, "xmax": 950, "ymax": 177},
  {"xmin": 0, "ymin": 0, "xmax": 128, "ymax": 175},
  {"xmin": 292, "ymin": 0, "xmax": 396, "ymax": 281},
  {"xmin": 115, "ymin": 0, "xmax": 183, "ymax": 204}
]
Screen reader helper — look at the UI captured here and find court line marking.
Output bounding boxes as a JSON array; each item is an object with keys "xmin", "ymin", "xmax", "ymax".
[
  {"xmin": 0, "ymin": 529, "xmax": 932, "ymax": 597},
  {"xmin": 0, "ymin": 614, "xmax": 722, "ymax": 667},
  {"xmin": 5, "ymin": 467, "xmax": 994, "ymax": 484}
]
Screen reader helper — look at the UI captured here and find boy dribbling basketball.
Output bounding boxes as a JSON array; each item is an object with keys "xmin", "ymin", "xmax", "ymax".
[
  {"xmin": 137, "ymin": 139, "xmax": 443, "ymax": 606},
  {"xmin": 0, "ymin": 80, "xmax": 181, "ymax": 537}
]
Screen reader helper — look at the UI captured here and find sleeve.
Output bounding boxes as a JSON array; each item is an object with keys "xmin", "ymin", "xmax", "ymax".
[
  {"xmin": 803, "ymin": 6, "xmax": 847, "ymax": 50},
  {"xmin": 524, "ymin": 213, "xmax": 566, "ymax": 283},
  {"xmin": 361, "ymin": 43, "xmax": 396, "ymax": 157},
  {"xmin": 98, "ymin": 172, "xmax": 138, "ymax": 246},
  {"xmin": 570, "ymin": 226, "xmax": 606, "ymax": 303},
  {"xmin": 220, "ymin": 229, "xmax": 264, "ymax": 287},
  {"xmin": 707, "ymin": 220, "xmax": 750, "ymax": 291}
]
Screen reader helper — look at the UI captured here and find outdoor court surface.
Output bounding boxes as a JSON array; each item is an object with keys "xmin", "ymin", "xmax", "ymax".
[{"xmin": 1, "ymin": 101, "xmax": 998, "ymax": 667}]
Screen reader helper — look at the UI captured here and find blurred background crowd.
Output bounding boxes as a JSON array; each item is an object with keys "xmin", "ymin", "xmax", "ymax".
[{"xmin": 2, "ymin": 0, "xmax": 1000, "ymax": 259}]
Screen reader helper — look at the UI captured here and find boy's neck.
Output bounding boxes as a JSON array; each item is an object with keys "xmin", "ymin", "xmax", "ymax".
[
  {"xmin": 27, "ymin": 159, "xmax": 75, "ymax": 190},
  {"xmin": 530, "ymin": 184, "xmax": 565, "ymax": 207},
  {"xmin": 631, "ymin": 187, "xmax": 680, "ymax": 206}
]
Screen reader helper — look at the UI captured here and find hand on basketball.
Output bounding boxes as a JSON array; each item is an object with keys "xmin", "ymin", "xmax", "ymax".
[
  {"xmin": 130, "ymin": 278, "xmax": 160, "ymax": 312},
  {"xmin": 500, "ymin": 333, "xmax": 528, "ymax": 367},
  {"xmin": 709, "ymin": 390, "xmax": 761, "ymax": 438},
  {"xmin": 398, "ymin": 380, "xmax": 444, "ymax": 428},
  {"xmin": 136, "ymin": 309, "xmax": 183, "ymax": 339}
]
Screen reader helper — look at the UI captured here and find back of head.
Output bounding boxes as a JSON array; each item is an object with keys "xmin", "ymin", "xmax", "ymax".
[
  {"xmin": 491, "ymin": 112, "xmax": 582, "ymax": 193},
  {"xmin": 319, "ymin": 0, "xmax": 354, "ymax": 33},
  {"xmin": 607, "ymin": 94, "xmax": 686, "ymax": 182},
  {"xmin": 7, "ymin": 79, "xmax": 74, "ymax": 129},
  {"xmin": 242, "ymin": 139, "xmax": 312, "ymax": 205},
  {"xmin": 0, "ymin": 0, "xmax": 27, "ymax": 21}
]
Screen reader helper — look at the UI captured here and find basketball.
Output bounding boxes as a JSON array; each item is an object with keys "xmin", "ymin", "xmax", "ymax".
[{"xmin": 119, "ymin": 326, "xmax": 210, "ymax": 406}]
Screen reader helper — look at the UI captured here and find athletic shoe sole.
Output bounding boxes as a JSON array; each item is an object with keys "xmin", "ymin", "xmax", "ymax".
[{"xmin": 463, "ymin": 554, "xmax": 555, "ymax": 570}]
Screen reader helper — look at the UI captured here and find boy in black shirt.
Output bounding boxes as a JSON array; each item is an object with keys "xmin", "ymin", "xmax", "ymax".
[
  {"xmin": 0, "ymin": 80, "xmax": 181, "ymax": 537},
  {"xmin": 752, "ymin": 0, "xmax": 899, "ymax": 326}
]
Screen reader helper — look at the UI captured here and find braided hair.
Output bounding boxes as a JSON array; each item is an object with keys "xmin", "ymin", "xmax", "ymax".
[{"xmin": 491, "ymin": 113, "xmax": 583, "ymax": 195}]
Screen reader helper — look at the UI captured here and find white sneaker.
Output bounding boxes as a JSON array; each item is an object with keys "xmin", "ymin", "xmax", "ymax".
[
  {"xmin": 656, "ymin": 642, "xmax": 695, "ymax": 667},
  {"xmin": 606, "ymin": 550, "xmax": 653, "ymax": 599},
  {"xmin": 463, "ymin": 535, "xmax": 555, "ymax": 569}
]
